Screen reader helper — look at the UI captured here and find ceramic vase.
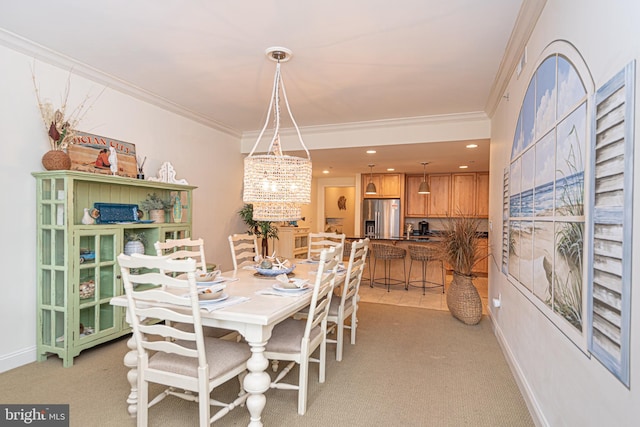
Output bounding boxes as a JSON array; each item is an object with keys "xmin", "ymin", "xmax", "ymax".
[
  {"xmin": 42, "ymin": 150, "xmax": 71, "ymax": 171},
  {"xmin": 446, "ymin": 272, "xmax": 483, "ymax": 325},
  {"xmin": 172, "ymin": 195, "xmax": 182, "ymax": 223},
  {"xmin": 81, "ymin": 208, "xmax": 95, "ymax": 225},
  {"xmin": 124, "ymin": 240, "xmax": 145, "ymax": 256}
]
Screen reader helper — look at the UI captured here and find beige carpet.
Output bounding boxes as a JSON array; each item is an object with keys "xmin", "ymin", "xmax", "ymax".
[{"xmin": 0, "ymin": 302, "xmax": 531, "ymax": 426}]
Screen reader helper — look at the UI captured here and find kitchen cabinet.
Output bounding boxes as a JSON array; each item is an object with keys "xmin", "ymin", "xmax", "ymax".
[
  {"xmin": 428, "ymin": 174, "xmax": 451, "ymax": 217},
  {"xmin": 273, "ymin": 226, "xmax": 310, "ymax": 259},
  {"xmin": 406, "ymin": 172, "xmax": 489, "ymax": 218},
  {"xmin": 476, "ymin": 172, "xmax": 489, "ymax": 218},
  {"xmin": 475, "ymin": 239, "xmax": 489, "ymax": 275},
  {"xmin": 362, "ymin": 173, "xmax": 403, "ymax": 198},
  {"xmin": 405, "ymin": 175, "xmax": 429, "ymax": 217},
  {"xmin": 451, "ymin": 173, "xmax": 476, "ymax": 216},
  {"xmin": 33, "ymin": 170, "xmax": 195, "ymax": 367}
]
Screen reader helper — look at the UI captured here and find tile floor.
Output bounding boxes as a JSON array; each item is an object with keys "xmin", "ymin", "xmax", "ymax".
[{"xmin": 358, "ymin": 273, "xmax": 489, "ymax": 314}]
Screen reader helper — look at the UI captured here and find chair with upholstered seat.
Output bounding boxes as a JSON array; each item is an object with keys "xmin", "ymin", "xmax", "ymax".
[
  {"xmin": 371, "ymin": 243, "xmax": 407, "ymax": 292},
  {"xmin": 264, "ymin": 246, "xmax": 340, "ymax": 415},
  {"xmin": 118, "ymin": 253, "xmax": 251, "ymax": 427},
  {"xmin": 307, "ymin": 232, "xmax": 346, "ymax": 261},
  {"xmin": 155, "ymin": 238, "xmax": 235, "ymax": 339},
  {"xmin": 326, "ymin": 238, "xmax": 369, "ymax": 361},
  {"xmin": 228, "ymin": 233, "xmax": 259, "ymax": 270}
]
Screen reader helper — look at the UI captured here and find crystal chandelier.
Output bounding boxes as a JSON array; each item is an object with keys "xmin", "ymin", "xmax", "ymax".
[{"xmin": 243, "ymin": 47, "xmax": 312, "ymax": 221}]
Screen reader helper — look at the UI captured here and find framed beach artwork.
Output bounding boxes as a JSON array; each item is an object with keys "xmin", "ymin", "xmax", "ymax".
[
  {"xmin": 68, "ymin": 131, "xmax": 138, "ymax": 178},
  {"xmin": 503, "ymin": 40, "xmax": 635, "ymax": 386}
]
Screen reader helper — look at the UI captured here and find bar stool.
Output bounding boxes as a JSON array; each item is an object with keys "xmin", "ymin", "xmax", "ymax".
[
  {"xmin": 371, "ymin": 243, "xmax": 407, "ymax": 292},
  {"xmin": 407, "ymin": 244, "xmax": 445, "ymax": 295}
]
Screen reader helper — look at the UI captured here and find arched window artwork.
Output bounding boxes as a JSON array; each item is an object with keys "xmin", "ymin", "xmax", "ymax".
[
  {"xmin": 503, "ymin": 40, "xmax": 635, "ymax": 386},
  {"xmin": 507, "ymin": 51, "xmax": 587, "ymax": 337}
]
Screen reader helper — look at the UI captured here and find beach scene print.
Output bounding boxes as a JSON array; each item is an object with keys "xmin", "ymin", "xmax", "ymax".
[{"xmin": 508, "ymin": 54, "xmax": 586, "ymax": 331}]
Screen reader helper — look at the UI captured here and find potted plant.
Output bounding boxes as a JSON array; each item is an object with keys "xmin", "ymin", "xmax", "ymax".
[
  {"xmin": 124, "ymin": 231, "xmax": 147, "ymax": 256},
  {"xmin": 436, "ymin": 215, "xmax": 486, "ymax": 325},
  {"xmin": 238, "ymin": 203, "xmax": 279, "ymax": 257},
  {"xmin": 139, "ymin": 193, "xmax": 172, "ymax": 223}
]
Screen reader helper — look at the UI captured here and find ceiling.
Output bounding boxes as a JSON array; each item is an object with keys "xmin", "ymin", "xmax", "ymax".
[{"xmin": 1, "ymin": 0, "xmax": 526, "ymax": 177}]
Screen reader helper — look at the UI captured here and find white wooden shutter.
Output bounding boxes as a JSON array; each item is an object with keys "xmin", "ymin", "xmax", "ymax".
[
  {"xmin": 588, "ymin": 61, "xmax": 634, "ymax": 386},
  {"xmin": 502, "ymin": 168, "xmax": 509, "ymax": 275}
]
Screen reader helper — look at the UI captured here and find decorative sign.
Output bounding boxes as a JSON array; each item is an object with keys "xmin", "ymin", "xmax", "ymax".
[{"xmin": 68, "ymin": 131, "xmax": 137, "ymax": 178}]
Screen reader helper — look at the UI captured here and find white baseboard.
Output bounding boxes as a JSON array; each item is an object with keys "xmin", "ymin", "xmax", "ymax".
[
  {"xmin": 0, "ymin": 346, "xmax": 37, "ymax": 374},
  {"xmin": 489, "ymin": 309, "xmax": 549, "ymax": 427}
]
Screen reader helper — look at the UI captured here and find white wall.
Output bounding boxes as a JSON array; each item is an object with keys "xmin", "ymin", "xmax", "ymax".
[
  {"xmin": 0, "ymin": 44, "xmax": 245, "ymax": 372},
  {"xmin": 488, "ymin": 1, "xmax": 640, "ymax": 425}
]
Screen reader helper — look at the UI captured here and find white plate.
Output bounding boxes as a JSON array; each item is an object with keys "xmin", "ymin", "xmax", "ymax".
[
  {"xmin": 272, "ymin": 281, "xmax": 310, "ymax": 293},
  {"xmin": 198, "ymin": 292, "xmax": 229, "ymax": 303}
]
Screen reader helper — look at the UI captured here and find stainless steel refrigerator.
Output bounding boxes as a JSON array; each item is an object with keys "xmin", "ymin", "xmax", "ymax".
[{"xmin": 362, "ymin": 198, "xmax": 401, "ymax": 239}]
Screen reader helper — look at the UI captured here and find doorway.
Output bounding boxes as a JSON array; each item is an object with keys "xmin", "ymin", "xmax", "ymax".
[{"xmin": 324, "ymin": 186, "xmax": 355, "ymax": 236}]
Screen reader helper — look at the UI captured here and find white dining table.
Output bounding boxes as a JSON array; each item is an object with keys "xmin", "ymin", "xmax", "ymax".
[{"xmin": 110, "ymin": 261, "xmax": 326, "ymax": 427}]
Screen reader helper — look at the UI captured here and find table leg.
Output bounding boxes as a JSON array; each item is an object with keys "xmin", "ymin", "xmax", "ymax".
[
  {"xmin": 123, "ymin": 335, "xmax": 138, "ymax": 417},
  {"xmin": 243, "ymin": 340, "xmax": 271, "ymax": 427}
]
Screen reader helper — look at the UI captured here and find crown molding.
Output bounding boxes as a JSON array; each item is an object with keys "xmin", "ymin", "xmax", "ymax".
[
  {"xmin": 485, "ymin": 0, "xmax": 547, "ymax": 117},
  {"xmin": 242, "ymin": 111, "xmax": 489, "ymax": 140},
  {"xmin": 0, "ymin": 28, "xmax": 242, "ymax": 138}
]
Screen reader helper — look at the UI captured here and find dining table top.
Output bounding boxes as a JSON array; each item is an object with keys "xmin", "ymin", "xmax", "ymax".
[{"xmin": 110, "ymin": 260, "xmax": 331, "ymax": 328}]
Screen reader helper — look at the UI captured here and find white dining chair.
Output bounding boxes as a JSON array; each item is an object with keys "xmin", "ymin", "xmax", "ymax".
[
  {"xmin": 118, "ymin": 253, "xmax": 251, "ymax": 427},
  {"xmin": 263, "ymin": 246, "xmax": 340, "ymax": 415},
  {"xmin": 326, "ymin": 238, "xmax": 369, "ymax": 361},
  {"xmin": 155, "ymin": 237, "xmax": 208, "ymax": 271},
  {"xmin": 307, "ymin": 232, "xmax": 346, "ymax": 261},
  {"xmin": 228, "ymin": 233, "xmax": 259, "ymax": 270},
  {"xmin": 155, "ymin": 238, "xmax": 236, "ymax": 339}
]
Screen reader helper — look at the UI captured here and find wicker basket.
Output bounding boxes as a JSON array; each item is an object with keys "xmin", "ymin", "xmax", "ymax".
[
  {"xmin": 446, "ymin": 272, "xmax": 482, "ymax": 325},
  {"xmin": 42, "ymin": 150, "xmax": 71, "ymax": 171}
]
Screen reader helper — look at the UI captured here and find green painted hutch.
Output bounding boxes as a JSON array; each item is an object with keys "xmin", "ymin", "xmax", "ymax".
[{"xmin": 32, "ymin": 170, "xmax": 196, "ymax": 367}]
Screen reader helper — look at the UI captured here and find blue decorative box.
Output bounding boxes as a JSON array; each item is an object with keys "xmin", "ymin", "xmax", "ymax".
[{"xmin": 93, "ymin": 203, "xmax": 139, "ymax": 224}]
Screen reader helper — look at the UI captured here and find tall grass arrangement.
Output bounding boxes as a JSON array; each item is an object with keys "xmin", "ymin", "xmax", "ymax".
[
  {"xmin": 550, "ymin": 140, "xmax": 584, "ymax": 330},
  {"xmin": 436, "ymin": 215, "xmax": 484, "ymax": 276}
]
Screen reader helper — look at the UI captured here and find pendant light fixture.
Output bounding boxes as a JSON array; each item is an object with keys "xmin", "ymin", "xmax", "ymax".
[
  {"xmin": 243, "ymin": 47, "xmax": 312, "ymax": 221},
  {"xmin": 418, "ymin": 162, "xmax": 431, "ymax": 194},
  {"xmin": 365, "ymin": 164, "xmax": 377, "ymax": 195}
]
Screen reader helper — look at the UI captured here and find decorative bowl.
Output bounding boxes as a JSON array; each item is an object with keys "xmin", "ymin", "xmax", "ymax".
[{"xmin": 255, "ymin": 264, "xmax": 296, "ymax": 276}]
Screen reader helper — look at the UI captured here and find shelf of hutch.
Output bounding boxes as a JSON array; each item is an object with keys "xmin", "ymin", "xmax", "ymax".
[{"xmin": 33, "ymin": 170, "xmax": 196, "ymax": 367}]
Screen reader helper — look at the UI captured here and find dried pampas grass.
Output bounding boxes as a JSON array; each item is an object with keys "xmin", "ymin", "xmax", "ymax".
[{"xmin": 436, "ymin": 215, "xmax": 484, "ymax": 276}]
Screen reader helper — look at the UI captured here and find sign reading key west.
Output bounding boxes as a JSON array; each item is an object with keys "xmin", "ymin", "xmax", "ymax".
[{"xmin": 68, "ymin": 131, "xmax": 137, "ymax": 178}]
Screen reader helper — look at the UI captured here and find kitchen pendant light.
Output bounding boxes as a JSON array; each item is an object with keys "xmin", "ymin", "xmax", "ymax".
[
  {"xmin": 365, "ymin": 164, "xmax": 377, "ymax": 194},
  {"xmin": 243, "ymin": 47, "xmax": 312, "ymax": 221},
  {"xmin": 418, "ymin": 162, "xmax": 431, "ymax": 194}
]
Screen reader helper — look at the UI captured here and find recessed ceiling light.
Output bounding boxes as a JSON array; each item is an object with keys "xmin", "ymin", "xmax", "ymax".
[
  {"xmin": 387, "ymin": 168, "xmax": 395, "ymax": 171},
  {"xmin": 322, "ymin": 170, "xmax": 330, "ymax": 174},
  {"xmin": 459, "ymin": 165, "xmax": 468, "ymax": 169},
  {"xmin": 366, "ymin": 150, "xmax": 376, "ymax": 154},
  {"xmin": 466, "ymin": 143, "xmax": 478, "ymax": 148}
]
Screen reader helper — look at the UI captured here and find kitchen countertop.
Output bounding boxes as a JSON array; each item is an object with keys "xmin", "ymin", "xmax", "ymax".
[{"xmin": 347, "ymin": 231, "xmax": 488, "ymax": 243}]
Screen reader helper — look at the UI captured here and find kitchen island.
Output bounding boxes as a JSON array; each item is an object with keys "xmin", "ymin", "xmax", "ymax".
[{"xmin": 349, "ymin": 233, "xmax": 488, "ymax": 289}]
